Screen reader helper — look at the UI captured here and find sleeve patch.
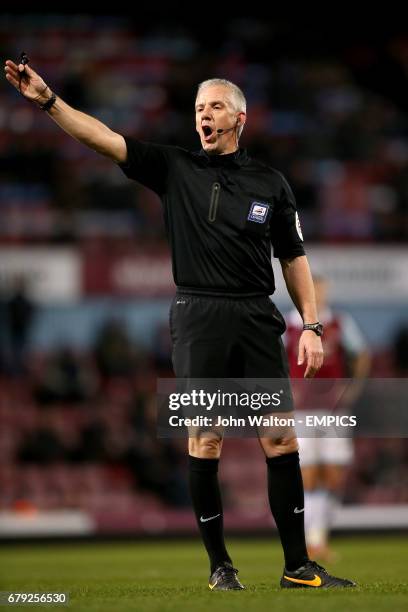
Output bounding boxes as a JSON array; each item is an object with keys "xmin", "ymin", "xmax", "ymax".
[{"xmin": 295, "ymin": 211, "xmax": 304, "ymax": 241}]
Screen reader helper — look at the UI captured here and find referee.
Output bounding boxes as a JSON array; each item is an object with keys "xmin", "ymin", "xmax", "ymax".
[{"xmin": 5, "ymin": 60, "xmax": 355, "ymax": 590}]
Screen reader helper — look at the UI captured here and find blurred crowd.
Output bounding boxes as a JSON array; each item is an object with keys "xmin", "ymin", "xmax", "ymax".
[
  {"xmin": 0, "ymin": 306, "xmax": 192, "ymax": 511},
  {"xmin": 1, "ymin": 16, "xmax": 408, "ymax": 244}
]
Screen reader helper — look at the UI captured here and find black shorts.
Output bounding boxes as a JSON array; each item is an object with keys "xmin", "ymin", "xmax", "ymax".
[
  {"xmin": 169, "ymin": 292, "xmax": 290, "ymax": 379},
  {"xmin": 166, "ymin": 293, "xmax": 294, "ymax": 429}
]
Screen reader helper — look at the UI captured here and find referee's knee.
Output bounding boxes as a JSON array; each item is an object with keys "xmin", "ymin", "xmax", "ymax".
[
  {"xmin": 189, "ymin": 435, "xmax": 223, "ymax": 459},
  {"xmin": 259, "ymin": 435, "xmax": 299, "ymax": 458}
]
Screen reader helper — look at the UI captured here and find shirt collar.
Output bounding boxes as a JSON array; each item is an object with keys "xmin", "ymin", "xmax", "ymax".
[{"xmin": 194, "ymin": 147, "xmax": 250, "ymax": 168}]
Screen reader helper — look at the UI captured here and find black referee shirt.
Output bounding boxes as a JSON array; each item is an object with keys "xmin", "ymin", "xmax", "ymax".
[{"xmin": 118, "ymin": 137, "xmax": 305, "ymax": 297}]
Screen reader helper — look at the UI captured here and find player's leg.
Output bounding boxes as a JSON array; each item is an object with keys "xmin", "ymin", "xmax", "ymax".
[
  {"xmin": 259, "ymin": 431, "xmax": 354, "ymax": 588},
  {"xmin": 318, "ymin": 437, "xmax": 354, "ymax": 557},
  {"xmin": 259, "ymin": 433, "xmax": 310, "ymax": 570},
  {"xmin": 189, "ymin": 432, "xmax": 244, "ymax": 590},
  {"xmin": 170, "ymin": 294, "xmax": 244, "ymax": 590},
  {"xmin": 298, "ymin": 436, "xmax": 333, "ymax": 559},
  {"xmin": 188, "ymin": 432, "xmax": 230, "ymax": 572},
  {"xmin": 241, "ymin": 298, "xmax": 309, "ymax": 572},
  {"xmin": 242, "ymin": 298, "xmax": 355, "ymax": 587}
]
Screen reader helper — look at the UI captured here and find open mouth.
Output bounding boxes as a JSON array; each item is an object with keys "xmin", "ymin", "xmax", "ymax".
[{"xmin": 202, "ymin": 125, "xmax": 214, "ymax": 140}]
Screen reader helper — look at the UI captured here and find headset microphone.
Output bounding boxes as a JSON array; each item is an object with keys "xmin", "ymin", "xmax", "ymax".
[
  {"xmin": 216, "ymin": 126, "xmax": 235, "ymax": 134},
  {"xmin": 216, "ymin": 119, "xmax": 240, "ymax": 134}
]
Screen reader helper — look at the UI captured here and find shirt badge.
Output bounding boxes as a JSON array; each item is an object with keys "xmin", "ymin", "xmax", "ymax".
[{"xmin": 248, "ymin": 201, "xmax": 270, "ymax": 223}]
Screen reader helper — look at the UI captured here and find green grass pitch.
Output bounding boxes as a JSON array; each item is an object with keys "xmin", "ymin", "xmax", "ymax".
[{"xmin": 0, "ymin": 536, "xmax": 407, "ymax": 611}]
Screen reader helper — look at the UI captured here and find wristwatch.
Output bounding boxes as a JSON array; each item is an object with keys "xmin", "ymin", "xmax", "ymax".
[
  {"xmin": 39, "ymin": 91, "xmax": 57, "ymax": 112},
  {"xmin": 303, "ymin": 322, "xmax": 324, "ymax": 336}
]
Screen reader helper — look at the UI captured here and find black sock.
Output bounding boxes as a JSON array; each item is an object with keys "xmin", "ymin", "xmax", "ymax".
[
  {"xmin": 189, "ymin": 455, "xmax": 232, "ymax": 573},
  {"xmin": 266, "ymin": 451, "xmax": 309, "ymax": 571}
]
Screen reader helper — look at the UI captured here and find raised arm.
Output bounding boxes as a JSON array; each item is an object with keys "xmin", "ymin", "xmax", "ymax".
[{"xmin": 4, "ymin": 59, "xmax": 127, "ymax": 163}]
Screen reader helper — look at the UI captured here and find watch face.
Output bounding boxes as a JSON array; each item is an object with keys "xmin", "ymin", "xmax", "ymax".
[{"xmin": 304, "ymin": 323, "xmax": 323, "ymax": 336}]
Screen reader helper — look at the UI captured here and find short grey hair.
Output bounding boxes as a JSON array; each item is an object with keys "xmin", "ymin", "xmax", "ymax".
[{"xmin": 196, "ymin": 78, "xmax": 247, "ymax": 139}]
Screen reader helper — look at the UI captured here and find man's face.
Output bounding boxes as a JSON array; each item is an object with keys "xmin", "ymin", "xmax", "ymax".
[{"xmin": 195, "ymin": 85, "xmax": 245, "ymax": 154}]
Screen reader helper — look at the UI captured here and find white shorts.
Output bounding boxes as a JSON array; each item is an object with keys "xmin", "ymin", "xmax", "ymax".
[{"xmin": 298, "ymin": 435, "xmax": 353, "ymax": 467}]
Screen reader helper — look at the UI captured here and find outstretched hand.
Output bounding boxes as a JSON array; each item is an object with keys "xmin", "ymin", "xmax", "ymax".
[{"xmin": 4, "ymin": 59, "xmax": 49, "ymax": 102}]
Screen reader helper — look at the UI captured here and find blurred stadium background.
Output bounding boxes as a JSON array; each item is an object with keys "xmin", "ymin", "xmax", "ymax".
[{"xmin": 1, "ymin": 12, "xmax": 408, "ymax": 547}]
